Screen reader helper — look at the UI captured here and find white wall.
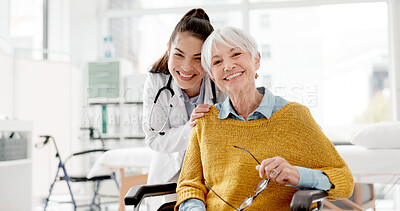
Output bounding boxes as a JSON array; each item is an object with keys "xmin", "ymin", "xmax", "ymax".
[
  {"xmin": 389, "ymin": 0, "xmax": 400, "ymax": 121},
  {"xmin": 70, "ymin": 0, "xmax": 100, "ymax": 62},
  {"xmin": 48, "ymin": 0, "xmax": 70, "ymax": 60},
  {"xmin": 0, "ymin": 50, "xmax": 14, "ymax": 119},
  {"xmin": 14, "ymin": 58, "xmax": 82, "ymax": 200},
  {"xmin": 0, "ymin": 0, "xmax": 13, "ymax": 119},
  {"xmin": 0, "ymin": 0, "xmax": 9, "ymax": 39}
]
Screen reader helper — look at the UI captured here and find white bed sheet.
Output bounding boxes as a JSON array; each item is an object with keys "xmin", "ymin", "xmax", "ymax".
[
  {"xmin": 87, "ymin": 147, "xmax": 153, "ymax": 179},
  {"xmin": 335, "ymin": 145, "xmax": 400, "ymax": 184}
]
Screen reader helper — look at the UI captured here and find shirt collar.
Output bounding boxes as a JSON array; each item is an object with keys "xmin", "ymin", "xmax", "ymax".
[
  {"xmin": 215, "ymin": 87, "xmax": 276, "ymax": 120},
  {"xmin": 180, "ymin": 78, "xmax": 205, "ymax": 104}
]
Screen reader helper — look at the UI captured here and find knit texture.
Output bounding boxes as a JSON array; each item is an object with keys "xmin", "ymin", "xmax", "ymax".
[{"xmin": 176, "ymin": 102, "xmax": 354, "ymax": 211}]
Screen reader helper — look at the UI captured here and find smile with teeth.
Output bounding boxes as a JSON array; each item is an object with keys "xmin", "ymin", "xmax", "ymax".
[
  {"xmin": 224, "ymin": 72, "xmax": 243, "ymax": 81},
  {"xmin": 178, "ymin": 71, "xmax": 196, "ymax": 78}
]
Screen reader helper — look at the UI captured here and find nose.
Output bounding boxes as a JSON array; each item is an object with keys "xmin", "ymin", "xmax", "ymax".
[
  {"xmin": 224, "ymin": 58, "xmax": 235, "ymax": 72},
  {"xmin": 182, "ymin": 58, "xmax": 193, "ymax": 72}
]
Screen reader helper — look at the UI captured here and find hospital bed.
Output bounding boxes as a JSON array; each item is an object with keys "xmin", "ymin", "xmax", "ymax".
[
  {"xmin": 328, "ymin": 145, "xmax": 400, "ymax": 210},
  {"xmin": 87, "ymin": 147, "xmax": 153, "ymax": 211}
]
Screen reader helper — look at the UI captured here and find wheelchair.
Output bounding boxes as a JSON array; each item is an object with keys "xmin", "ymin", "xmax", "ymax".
[
  {"xmin": 37, "ymin": 127, "xmax": 119, "ymax": 211},
  {"xmin": 124, "ymin": 182, "xmax": 328, "ymax": 211}
]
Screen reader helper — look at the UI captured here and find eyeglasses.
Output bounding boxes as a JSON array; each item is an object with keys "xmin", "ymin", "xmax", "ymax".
[{"xmin": 204, "ymin": 146, "xmax": 270, "ymax": 211}]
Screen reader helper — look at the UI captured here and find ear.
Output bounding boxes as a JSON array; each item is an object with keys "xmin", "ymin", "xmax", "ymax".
[
  {"xmin": 167, "ymin": 42, "xmax": 170, "ymax": 55},
  {"xmin": 254, "ymin": 52, "xmax": 261, "ymax": 70}
]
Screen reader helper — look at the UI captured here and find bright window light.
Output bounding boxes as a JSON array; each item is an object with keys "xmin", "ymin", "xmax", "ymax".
[
  {"xmin": 251, "ymin": 2, "xmax": 389, "ymax": 142},
  {"xmin": 107, "ymin": 0, "xmax": 390, "ymax": 143}
]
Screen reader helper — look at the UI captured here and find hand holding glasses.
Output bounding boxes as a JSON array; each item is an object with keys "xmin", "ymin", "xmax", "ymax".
[{"xmin": 204, "ymin": 146, "xmax": 270, "ymax": 211}]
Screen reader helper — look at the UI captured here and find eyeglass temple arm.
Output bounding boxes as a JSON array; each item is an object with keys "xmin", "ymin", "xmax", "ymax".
[
  {"xmin": 233, "ymin": 145, "xmax": 261, "ymax": 165},
  {"xmin": 204, "ymin": 179, "xmax": 240, "ymax": 211}
]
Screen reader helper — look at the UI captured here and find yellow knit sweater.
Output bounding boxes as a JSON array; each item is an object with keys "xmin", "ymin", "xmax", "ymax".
[{"xmin": 176, "ymin": 102, "xmax": 354, "ymax": 210}]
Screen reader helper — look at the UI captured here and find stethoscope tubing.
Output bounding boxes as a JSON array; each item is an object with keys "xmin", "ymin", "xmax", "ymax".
[
  {"xmin": 149, "ymin": 75, "xmax": 175, "ymax": 135},
  {"xmin": 148, "ymin": 74, "xmax": 217, "ymax": 136}
]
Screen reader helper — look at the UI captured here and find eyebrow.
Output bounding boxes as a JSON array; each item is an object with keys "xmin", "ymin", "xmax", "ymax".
[
  {"xmin": 212, "ymin": 47, "xmax": 239, "ymax": 59},
  {"xmin": 175, "ymin": 48, "xmax": 201, "ymax": 57}
]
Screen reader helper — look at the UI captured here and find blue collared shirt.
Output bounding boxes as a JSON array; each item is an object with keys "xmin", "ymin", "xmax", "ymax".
[
  {"xmin": 215, "ymin": 87, "xmax": 288, "ymax": 121},
  {"xmin": 179, "ymin": 87, "xmax": 332, "ymax": 211}
]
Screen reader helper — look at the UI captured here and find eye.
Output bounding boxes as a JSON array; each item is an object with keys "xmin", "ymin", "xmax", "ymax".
[
  {"xmin": 212, "ymin": 60, "xmax": 222, "ymax": 66},
  {"xmin": 194, "ymin": 57, "xmax": 201, "ymax": 61},
  {"xmin": 175, "ymin": 53, "xmax": 184, "ymax": 58},
  {"xmin": 232, "ymin": 52, "xmax": 242, "ymax": 57}
]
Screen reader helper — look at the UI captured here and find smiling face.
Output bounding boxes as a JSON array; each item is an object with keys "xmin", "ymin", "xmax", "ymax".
[
  {"xmin": 168, "ymin": 32, "xmax": 206, "ymax": 97},
  {"xmin": 210, "ymin": 42, "xmax": 260, "ymax": 95}
]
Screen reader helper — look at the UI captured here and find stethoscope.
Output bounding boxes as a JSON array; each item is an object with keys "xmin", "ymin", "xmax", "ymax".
[{"xmin": 148, "ymin": 74, "xmax": 217, "ymax": 136}]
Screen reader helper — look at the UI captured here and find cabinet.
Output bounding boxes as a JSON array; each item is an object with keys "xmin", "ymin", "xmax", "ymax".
[
  {"xmin": 84, "ymin": 59, "xmax": 147, "ymax": 148},
  {"xmin": 0, "ymin": 120, "xmax": 33, "ymax": 211}
]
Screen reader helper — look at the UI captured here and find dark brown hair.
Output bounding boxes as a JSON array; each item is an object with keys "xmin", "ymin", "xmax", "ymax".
[{"xmin": 149, "ymin": 8, "xmax": 214, "ymax": 74}]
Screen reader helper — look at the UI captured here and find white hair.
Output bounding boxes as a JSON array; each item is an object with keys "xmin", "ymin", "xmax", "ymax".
[{"xmin": 201, "ymin": 26, "xmax": 259, "ymax": 78}]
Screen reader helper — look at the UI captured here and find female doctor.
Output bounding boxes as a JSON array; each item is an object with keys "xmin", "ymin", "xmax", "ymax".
[{"xmin": 142, "ymin": 8, "xmax": 226, "ymax": 209}]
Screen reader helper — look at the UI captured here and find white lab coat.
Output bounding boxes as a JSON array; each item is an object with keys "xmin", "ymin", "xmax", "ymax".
[{"xmin": 142, "ymin": 73, "xmax": 226, "ymax": 185}]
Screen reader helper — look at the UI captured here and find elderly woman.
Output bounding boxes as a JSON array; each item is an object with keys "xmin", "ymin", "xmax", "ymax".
[{"xmin": 175, "ymin": 26, "xmax": 354, "ymax": 211}]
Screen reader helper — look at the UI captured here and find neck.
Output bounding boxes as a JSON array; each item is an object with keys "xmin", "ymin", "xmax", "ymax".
[
  {"xmin": 229, "ymin": 86, "xmax": 263, "ymax": 120},
  {"xmin": 183, "ymin": 83, "xmax": 201, "ymax": 98}
]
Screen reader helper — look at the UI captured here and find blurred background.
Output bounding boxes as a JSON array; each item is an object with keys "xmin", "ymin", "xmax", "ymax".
[{"xmin": 0, "ymin": 0, "xmax": 400, "ymax": 210}]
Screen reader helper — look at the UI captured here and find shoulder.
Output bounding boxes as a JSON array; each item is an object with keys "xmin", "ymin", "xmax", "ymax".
[
  {"xmin": 146, "ymin": 72, "xmax": 169, "ymax": 84},
  {"xmin": 275, "ymin": 102, "xmax": 320, "ymax": 129},
  {"xmin": 194, "ymin": 106, "xmax": 220, "ymax": 127},
  {"xmin": 274, "ymin": 102, "xmax": 312, "ymax": 120},
  {"xmin": 144, "ymin": 72, "xmax": 169, "ymax": 89}
]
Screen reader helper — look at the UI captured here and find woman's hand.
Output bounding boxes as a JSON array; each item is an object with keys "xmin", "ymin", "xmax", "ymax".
[
  {"xmin": 256, "ymin": 156, "xmax": 300, "ymax": 186},
  {"xmin": 189, "ymin": 104, "xmax": 211, "ymax": 127}
]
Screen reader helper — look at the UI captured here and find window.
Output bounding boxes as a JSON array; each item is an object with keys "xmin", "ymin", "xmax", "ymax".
[
  {"xmin": 261, "ymin": 44, "xmax": 271, "ymax": 58},
  {"xmin": 251, "ymin": 2, "xmax": 389, "ymax": 142},
  {"xmin": 109, "ymin": 10, "xmax": 242, "ymax": 73},
  {"xmin": 260, "ymin": 14, "xmax": 270, "ymax": 29},
  {"xmin": 106, "ymin": 0, "xmax": 391, "ymax": 143},
  {"xmin": 9, "ymin": 0, "xmax": 43, "ymax": 59},
  {"xmin": 108, "ymin": 0, "xmax": 241, "ymax": 9}
]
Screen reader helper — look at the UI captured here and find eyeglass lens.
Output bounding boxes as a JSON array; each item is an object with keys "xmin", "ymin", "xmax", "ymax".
[{"xmin": 238, "ymin": 179, "xmax": 269, "ymax": 210}]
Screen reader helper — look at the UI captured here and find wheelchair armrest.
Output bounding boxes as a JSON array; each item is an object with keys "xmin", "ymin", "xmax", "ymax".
[
  {"xmin": 290, "ymin": 189, "xmax": 328, "ymax": 211},
  {"xmin": 124, "ymin": 183, "xmax": 177, "ymax": 206}
]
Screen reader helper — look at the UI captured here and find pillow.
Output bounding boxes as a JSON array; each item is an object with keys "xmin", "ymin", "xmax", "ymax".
[{"xmin": 350, "ymin": 121, "xmax": 400, "ymax": 149}]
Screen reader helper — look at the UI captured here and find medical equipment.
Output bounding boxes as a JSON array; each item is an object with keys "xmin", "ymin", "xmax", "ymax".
[
  {"xmin": 87, "ymin": 147, "xmax": 152, "ymax": 211},
  {"xmin": 326, "ymin": 145, "xmax": 400, "ymax": 210},
  {"xmin": 148, "ymin": 74, "xmax": 217, "ymax": 135},
  {"xmin": 36, "ymin": 128, "xmax": 119, "ymax": 211}
]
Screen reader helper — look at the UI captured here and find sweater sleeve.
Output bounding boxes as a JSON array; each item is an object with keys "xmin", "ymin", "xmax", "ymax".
[
  {"xmin": 294, "ymin": 104, "xmax": 354, "ymax": 200},
  {"xmin": 175, "ymin": 125, "xmax": 208, "ymax": 210}
]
